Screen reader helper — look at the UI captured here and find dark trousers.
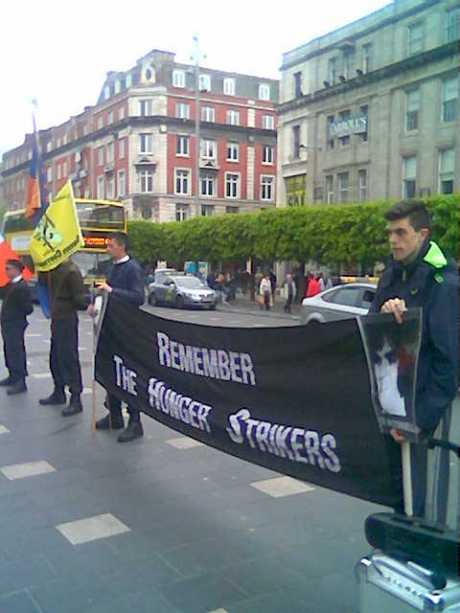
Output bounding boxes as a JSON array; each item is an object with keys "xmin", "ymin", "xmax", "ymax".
[
  {"xmin": 50, "ymin": 315, "xmax": 82, "ymax": 395},
  {"xmin": 284, "ymin": 295, "xmax": 293, "ymax": 313},
  {"xmin": 106, "ymin": 393, "xmax": 141, "ymax": 423},
  {"xmin": 1, "ymin": 320, "xmax": 28, "ymax": 382}
]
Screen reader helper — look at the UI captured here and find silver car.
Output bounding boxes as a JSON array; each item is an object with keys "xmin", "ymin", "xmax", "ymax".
[
  {"xmin": 148, "ymin": 274, "xmax": 217, "ymax": 310},
  {"xmin": 301, "ymin": 283, "xmax": 376, "ymax": 325}
]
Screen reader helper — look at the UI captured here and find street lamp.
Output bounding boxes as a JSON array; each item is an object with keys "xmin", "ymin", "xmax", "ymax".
[{"xmin": 190, "ymin": 36, "xmax": 206, "ymax": 218}]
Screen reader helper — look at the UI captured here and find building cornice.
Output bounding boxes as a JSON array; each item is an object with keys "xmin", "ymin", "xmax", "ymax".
[
  {"xmin": 280, "ymin": 0, "xmax": 441, "ymax": 71},
  {"xmin": 278, "ymin": 41, "xmax": 459, "ymax": 115}
]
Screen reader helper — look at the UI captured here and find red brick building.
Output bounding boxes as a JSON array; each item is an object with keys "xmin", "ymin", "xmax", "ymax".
[{"xmin": 1, "ymin": 49, "xmax": 278, "ymax": 222}]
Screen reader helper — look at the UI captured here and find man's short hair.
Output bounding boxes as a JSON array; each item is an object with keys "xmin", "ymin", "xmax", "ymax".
[
  {"xmin": 110, "ymin": 232, "xmax": 129, "ymax": 251},
  {"xmin": 384, "ymin": 200, "xmax": 432, "ymax": 232},
  {"xmin": 6, "ymin": 259, "xmax": 24, "ymax": 272}
]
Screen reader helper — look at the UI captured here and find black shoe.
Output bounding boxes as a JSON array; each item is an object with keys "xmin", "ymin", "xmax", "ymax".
[
  {"xmin": 0, "ymin": 377, "xmax": 12, "ymax": 387},
  {"xmin": 62, "ymin": 395, "xmax": 83, "ymax": 417},
  {"xmin": 39, "ymin": 390, "xmax": 66, "ymax": 406},
  {"xmin": 7, "ymin": 381, "xmax": 27, "ymax": 396},
  {"xmin": 95, "ymin": 413, "xmax": 124, "ymax": 430},
  {"xmin": 117, "ymin": 420, "xmax": 144, "ymax": 443}
]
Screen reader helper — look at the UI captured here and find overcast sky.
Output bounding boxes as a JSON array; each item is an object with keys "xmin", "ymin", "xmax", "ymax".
[{"xmin": 1, "ymin": 0, "xmax": 390, "ymax": 157}]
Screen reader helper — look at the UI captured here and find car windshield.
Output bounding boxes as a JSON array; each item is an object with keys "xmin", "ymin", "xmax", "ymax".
[{"xmin": 173, "ymin": 277, "xmax": 205, "ymax": 289}]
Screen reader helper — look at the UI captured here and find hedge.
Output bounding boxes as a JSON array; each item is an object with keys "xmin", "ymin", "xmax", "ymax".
[{"xmin": 128, "ymin": 195, "xmax": 459, "ymax": 266}]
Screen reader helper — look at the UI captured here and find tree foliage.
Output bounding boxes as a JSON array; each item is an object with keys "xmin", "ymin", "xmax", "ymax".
[{"xmin": 128, "ymin": 196, "xmax": 459, "ymax": 265}]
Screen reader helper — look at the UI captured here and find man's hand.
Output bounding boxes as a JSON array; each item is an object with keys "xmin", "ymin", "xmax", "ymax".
[
  {"xmin": 87, "ymin": 303, "xmax": 98, "ymax": 318},
  {"xmin": 96, "ymin": 282, "xmax": 113, "ymax": 294},
  {"xmin": 381, "ymin": 298, "xmax": 407, "ymax": 324},
  {"xmin": 390, "ymin": 428, "xmax": 406, "ymax": 443}
]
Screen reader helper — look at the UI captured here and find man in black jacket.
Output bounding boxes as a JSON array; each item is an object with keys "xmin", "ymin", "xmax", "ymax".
[
  {"xmin": 90, "ymin": 232, "xmax": 145, "ymax": 443},
  {"xmin": 0, "ymin": 259, "xmax": 33, "ymax": 395},
  {"xmin": 370, "ymin": 200, "xmax": 458, "ymax": 520},
  {"xmin": 39, "ymin": 259, "xmax": 89, "ymax": 416}
]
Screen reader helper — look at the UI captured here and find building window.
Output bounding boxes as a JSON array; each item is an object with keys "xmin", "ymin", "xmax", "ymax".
[
  {"xmin": 104, "ymin": 86, "xmax": 110, "ymax": 100},
  {"xmin": 328, "ymin": 57, "xmax": 338, "ymax": 84},
  {"xmin": 119, "ymin": 106, "xmax": 126, "ymax": 121},
  {"xmin": 176, "ymin": 204, "xmax": 188, "ymax": 222},
  {"xmin": 97, "ymin": 176, "xmax": 105, "ymax": 199},
  {"xmin": 139, "ymin": 99, "xmax": 153, "ymax": 116},
  {"xmin": 114, "ymin": 80, "xmax": 121, "ymax": 94},
  {"xmin": 138, "ymin": 169, "xmax": 154, "ymax": 193},
  {"xmin": 342, "ymin": 50, "xmax": 355, "ymax": 79},
  {"xmin": 327, "ymin": 115, "xmax": 335, "ymax": 149},
  {"xmin": 358, "ymin": 169, "xmax": 368, "ymax": 202},
  {"xmin": 125, "ymin": 73, "xmax": 132, "ymax": 88},
  {"xmin": 226, "ymin": 110, "xmax": 240, "ymax": 126},
  {"xmin": 117, "ymin": 170, "xmax": 126, "ymax": 197},
  {"xmin": 224, "ymin": 78, "xmax": 235, "ymax": 96},
  {"xmin": 172, "ymin": 70, "xmax": 186, "ymax": 88},
  {"xmin": 199, "ymin": 74, "xmax": 211, "ymax": 92},
  {"xmin": 201, "ymin": 106, "xmax": 215, "ymax": 122},
  {"xmin": 292, "ymin": 125, "xmax": 301, "ymax": 159},
  {"xmin": 200, "ymin": 139, "xmax": 216, "ymax": 160},
  {"xmin": 261, "ymin": 176, "xmax": 274, "ymax": 201},
  {"xmin": 258, "ymin": 83, "xmax": 270, "ymax": 100},
  {"xmin": 139, "ymin": 133, "xmax": 153, "ymax": 154},
  {"xmin": 405, "ymin": 89, "xmax": 420, "ymax": 131},
  {"xmin": 97, "ymin": 116, "xmax": 104, "ymax": 130},
  {"xmin": 176, "ymin": 135, "xmax": 189, "ymax": 156},
  {"xmin": 337, "ymin": 172, "xmax": 349, "ymax": 203},
  {"xmin": 106, "ymin": 142, "xmax": 114, "ymax": 163},
  {"xmin": 97, "ymin": 146, "xmax": 104, "ymax": 166},
  {"xmin": 439, "ymin": 149, "xmax": 455, "ymax": 194},
  {"xmin": 408, "ymin": 22, "xmax": 424, "ymax": 55},
  {"xmin": 225, "ymin": 173, "xmax": 239, "ymax": 199},
  {"xmin": 445, "ymin": 7, "xmax": 460, "ymax": 43},
  {"xmin": 338, "ymin": 110, "xmax": 351, "ymax": 146},
  {"xmin": 226, "ymin": 206, "xmax": 238, "ymax": 214},
  {"xmin": 362, "ymin": 43, "xmax": 372, "ymax": 73},
  {"xmin": 200, "ymin": 174, "xmax": 215, "ymax": 197},
  {"xmin": 106, "ymin": 176, "xmax": 115, "ymax": 199},
  {"xmin": 294, "ymin": 72, "xmax": 302, "ymax": 97},
  {"xmin": 359, "ymin": 105, "xmax": 368, "ymax": 142},
  {"xmin": 176, "ymin": 103, "xmax": 190, "ymax": 119},
  {"xmin": 108, "ymin": 111, "xmax": 114, "ymax": 125},
  {"xmin": 441, "ymin": 76, "xmax": 458, "ymax": 122},
  {"xmin": 227, "ymin": 142, "xmax": 239, "ymax": 161},
  {"xmin": 402, "ymin": 156, "xmax": 417, "ymax": 198},
  {"xmin": 175, "ymin": 169, "xmax": 190, "ymax": 195},
  {"xmin": 262, "ymin": 145, "xmax": 274, "ymax": 164},
  {"xmin": 46, "ymin": 166, "xmax": 53, "ymax": 183},
  {"xmin": 201, "ymin": 204, "xmax": 214, "ymax": 216},
  {"xmin": 325, "ymin": 175, "xmax": 334, "ymax": 203},
  {"xmin": 118, "ymin": 138, "xmax": 126, "ymax": 159},
  {"xmin": 262, "ymin": 114, "xmax": 275, "ymax": 130}
]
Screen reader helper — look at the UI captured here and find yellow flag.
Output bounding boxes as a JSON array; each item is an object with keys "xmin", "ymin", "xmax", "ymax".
[{"xmin": 30, "ymin": 180, "xmax": 84, "ymax": 272}]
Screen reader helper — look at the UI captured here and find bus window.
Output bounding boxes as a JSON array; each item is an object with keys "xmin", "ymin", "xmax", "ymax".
[{"xmin": 75, "ymin": 202, "xmax": 125, "ymax": 230}]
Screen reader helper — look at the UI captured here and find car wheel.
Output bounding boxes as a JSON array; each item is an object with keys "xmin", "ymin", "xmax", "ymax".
[
  {"xmin": 148, "ymin": 293, "xmax": 157, "ymax": 306},
  {"xmin": 307, "ymin": 319, "xmax": 322, "ymax": 327},
  {"xmin": 209, "ymin": 304, "xmax": 217, "ymax": 310},
  {"xmin": 175, "ymin": 295, "xmax": 184, "ymax": 309}
]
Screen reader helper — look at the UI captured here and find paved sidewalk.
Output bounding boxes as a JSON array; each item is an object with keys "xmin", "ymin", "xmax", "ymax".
[
  {"xmin": 220, "ymin": 292, "xmax": 303, "ymax": 321},
  {"xmin": 0, "ymin": 312, "xmax": 382, "ymax": 613}
]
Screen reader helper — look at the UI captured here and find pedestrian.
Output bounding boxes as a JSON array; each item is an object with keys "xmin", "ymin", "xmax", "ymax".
[
  {"xmin": 305, "ymin": 273, "xmax": 321, "ymax": 298},
  {"xmin": 283, "ymin": 273, "xmax": 296, "ymax": 314},
  {"xmin": 259, "ymin": 273, "xmax": 272, "ymax": 311},
  {"xmin": 39, "ymin": 259, "xmax": 88, "ymax": 416},
  {"xmin": 0, "ymin": 259, "xmax": 33, "ymax": 395},
  {"xmin": 90, "ymin": 232, "xmax": 146, "ymax": 443},
  {"xmin": 269, "ymin": 270, "xmax": 277, "ymax": 302},
  {"xmin": 318, "ymin": 272, "xmax": 326, "ymax": 292},
  {"xmin": 370, "ymin": 200, "xmax": 458, "ymax": 522}
]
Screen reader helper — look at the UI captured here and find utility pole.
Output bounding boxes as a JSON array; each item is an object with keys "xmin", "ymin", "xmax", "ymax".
[{"xmin": 191, "ymin": 35, "xmax": 205, "ymax": 218}]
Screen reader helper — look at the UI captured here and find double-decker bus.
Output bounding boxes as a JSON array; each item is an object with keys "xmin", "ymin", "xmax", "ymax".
[{"xmin": 1, "ymin": 199, "xmax": 127, "ymax": 285}]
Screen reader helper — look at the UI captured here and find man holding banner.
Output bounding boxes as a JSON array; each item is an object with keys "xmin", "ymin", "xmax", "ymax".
[
  {"xmin": 30, "ymin": 181, "xmax": 88, "ymax": 417},
  {"xmin": 370, "ymin": 200, "xmax": 459, "ymax": 521}
]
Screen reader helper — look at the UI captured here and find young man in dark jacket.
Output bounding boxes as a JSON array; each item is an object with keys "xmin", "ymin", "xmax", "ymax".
[
  {"xmin": 39, "ymin": 259, "xmax": 88, "ymax": 416},
  {"xmin": 370, "ymin": 200, "xmax": 458, "ymax": 520},
  {"xmin": 0, "ymin": 259, "xmax": 33, "ymax": 395},
  {"xmin": 89, "ymin": 232, "xmax": 145, "ymax": 443}
]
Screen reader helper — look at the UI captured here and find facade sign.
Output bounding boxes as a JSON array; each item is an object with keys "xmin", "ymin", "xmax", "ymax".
[
  {"xmin": 329, "ymin": 113, "xmax": 368, "ymax": 138},
  {"xmin": 286, "ymin": 174, "xmax": 306, "ymax": 207}
]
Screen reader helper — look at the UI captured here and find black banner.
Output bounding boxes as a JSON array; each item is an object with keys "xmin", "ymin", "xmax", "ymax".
[{"xmin": 95, "ymin": 298, "xmax": 403, "ymax": 508}]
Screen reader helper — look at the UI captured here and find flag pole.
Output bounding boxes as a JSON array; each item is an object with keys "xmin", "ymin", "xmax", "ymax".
[{"xmin": 402, "ymin": 441, "xmax": 414, "ymax": 516}]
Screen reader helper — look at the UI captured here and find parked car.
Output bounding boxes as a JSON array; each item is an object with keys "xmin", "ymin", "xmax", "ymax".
[
  {"xmin": 301, "ymin": 283, "xmax": 376, "ymax": 325},
  {"xmin": 148, "ymin": 274, "xmax": 217, "ymax": 309}
]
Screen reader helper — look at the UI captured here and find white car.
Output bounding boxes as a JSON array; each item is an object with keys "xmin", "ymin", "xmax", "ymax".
[{"xmin": 301, "ymin": 283, "xmax": 376, "ymax": 325}]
